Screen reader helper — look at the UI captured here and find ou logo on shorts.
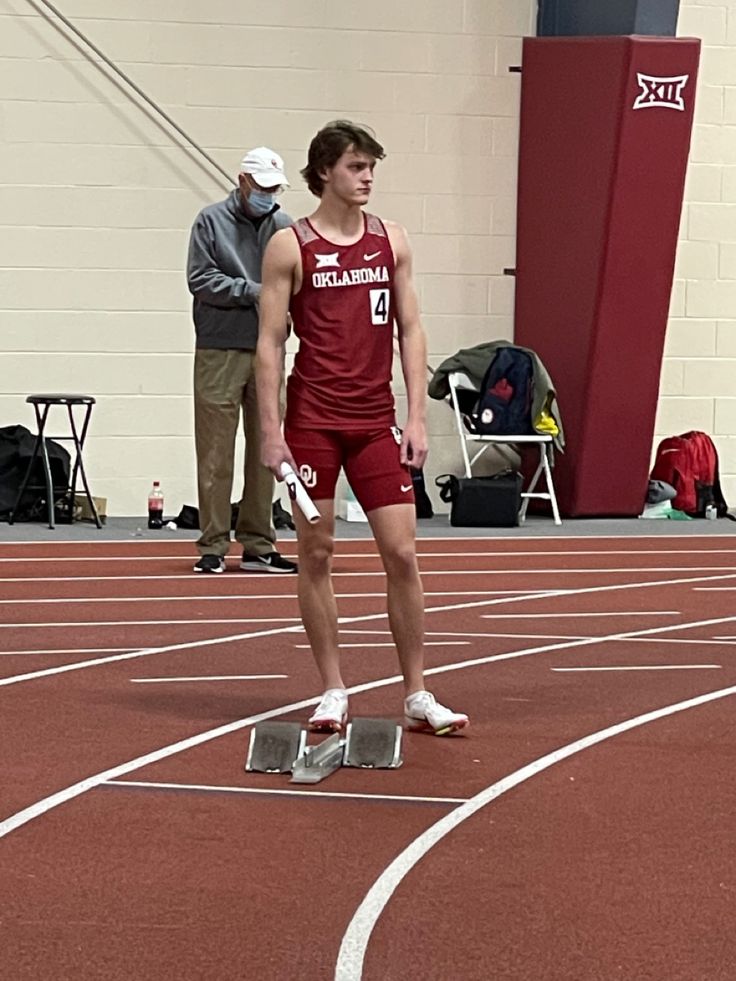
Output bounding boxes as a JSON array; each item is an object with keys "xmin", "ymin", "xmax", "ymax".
[{"xmin": 299, "ymin": 464, "xmax": 317, "ymax": 488}]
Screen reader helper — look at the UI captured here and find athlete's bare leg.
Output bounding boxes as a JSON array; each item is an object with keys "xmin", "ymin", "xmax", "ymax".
[
  {"xmin": 292, "ymin": 500, "xmax": 345, "ymax": 691},
  {"xmin": 367, "ymin": 502, "xmax": 425, "ymax": 696}
]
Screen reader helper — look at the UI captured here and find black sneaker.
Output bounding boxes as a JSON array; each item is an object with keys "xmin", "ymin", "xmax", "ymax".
[
  {"xmin": 240, "ymin": 551, "xmax": 298, "ymax": 574},
  {"xmin": 193, "ymin": 554, "xmax": 226, "ymax": 574}
]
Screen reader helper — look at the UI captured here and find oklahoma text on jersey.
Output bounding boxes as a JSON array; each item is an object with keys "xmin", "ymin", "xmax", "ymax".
[{"xmin": 312, "ymin": 266, "xmax": 390, "ymax": 289}]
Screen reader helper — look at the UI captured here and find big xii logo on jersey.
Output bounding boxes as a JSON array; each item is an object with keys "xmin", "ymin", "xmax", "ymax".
[{"xmin": 632, "ymin": 73, "xmax": 689, "ymax": 112}]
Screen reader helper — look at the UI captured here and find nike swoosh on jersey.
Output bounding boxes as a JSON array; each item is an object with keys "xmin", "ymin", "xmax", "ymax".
[
  {"xmin": 363, "ymin": 251, "xmax": 381, "ymax": 261},
  {"xmin": 400, "ymin": 484, "xmax": 412, "ymax": 493}
]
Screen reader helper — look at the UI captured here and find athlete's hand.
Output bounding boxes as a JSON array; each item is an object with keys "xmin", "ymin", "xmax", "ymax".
[
  {"xmin": 261, "ymin": 436, "xmax": 296, "ymax": 479},
  {"xmin": 401, "ymin": 420, "xmax": 428, "ymax": 469}
]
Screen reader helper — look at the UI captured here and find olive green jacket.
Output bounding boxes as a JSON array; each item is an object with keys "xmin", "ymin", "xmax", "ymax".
[{"xmin": 428, "ymin": 340, "xmax": 565, "ymax": 452}]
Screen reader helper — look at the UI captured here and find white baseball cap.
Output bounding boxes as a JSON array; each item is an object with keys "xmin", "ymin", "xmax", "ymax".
[{"xmin": 239, "ymin": 147, "xmax": 289, "ymax": 189}]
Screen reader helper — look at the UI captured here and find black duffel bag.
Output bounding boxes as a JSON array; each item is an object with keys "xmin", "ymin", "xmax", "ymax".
[
  {"xmin": 435, "ymin": 471, "xmax": 522, "ymax": 528},
  {"xmin": 0, "ymin": 424, "xmax": 71, "ymax": 521}
]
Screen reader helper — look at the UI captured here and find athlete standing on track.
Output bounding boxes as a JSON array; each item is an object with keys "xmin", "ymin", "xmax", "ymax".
[{"xmin": 255, "ymin": 120, "xmax": 468, "ymax": 736}]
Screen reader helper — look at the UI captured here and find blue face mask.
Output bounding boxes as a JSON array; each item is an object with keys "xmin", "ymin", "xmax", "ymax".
[{"xmin": 247, "ymin": 189, "xmax": 276, "ymax": 215}]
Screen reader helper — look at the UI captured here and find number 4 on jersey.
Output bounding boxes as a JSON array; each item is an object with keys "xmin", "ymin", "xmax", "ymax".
[{"xmin": 369, "ymin": 288, "xmax": 389, "ymax": 326}]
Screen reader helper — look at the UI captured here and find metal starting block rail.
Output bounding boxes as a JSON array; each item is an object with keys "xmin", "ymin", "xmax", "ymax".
[
  {"xmin": 245, "ymin": 718, "xmax": 403, "ymax": 784},
  {"xmin": 291, "ymin": 731, "xmax": 345, "ymax": 784}
]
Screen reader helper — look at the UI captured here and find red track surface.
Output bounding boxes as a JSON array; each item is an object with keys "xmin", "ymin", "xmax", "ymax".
[{"xmin": 2, "ymin": 535, "xmax": 735, "ymax": 980}]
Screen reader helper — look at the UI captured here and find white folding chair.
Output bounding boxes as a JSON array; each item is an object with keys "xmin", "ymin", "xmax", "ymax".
[{"xmin": 448, "ymin": 371, "xmax": 562, "ymax": 525}]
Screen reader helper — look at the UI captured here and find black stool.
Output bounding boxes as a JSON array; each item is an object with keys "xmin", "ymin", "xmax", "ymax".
[{"xmin": 9, "ymin": 395, "xmax": 102, "ymax": 530}]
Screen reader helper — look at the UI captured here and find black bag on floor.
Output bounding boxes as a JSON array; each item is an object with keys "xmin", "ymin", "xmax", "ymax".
[
  {"xmin": 272, "ymin": 499, "xmax": 296, "ymax": 530},
  {"xmin": 435, "ymin": 471, "xmax": 522, "ymax": 528},
  {"xmin": 171, "ymin": 500, "xmax": 295, "ymax": 531},
  {"xmin": 0, "ymin": 424, "xmax": 71, "ymax": 521}
]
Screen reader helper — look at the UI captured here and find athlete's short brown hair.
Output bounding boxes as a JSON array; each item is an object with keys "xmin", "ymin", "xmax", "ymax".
[{"xmin": 301, "ymin": 120, "xmax": 386, "ymax": 197}]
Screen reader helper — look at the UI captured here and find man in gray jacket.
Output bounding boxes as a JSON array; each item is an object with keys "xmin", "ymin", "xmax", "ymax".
[{"xmin": 187, "ymin": 147, "xmax": 297, "ymax": 574}]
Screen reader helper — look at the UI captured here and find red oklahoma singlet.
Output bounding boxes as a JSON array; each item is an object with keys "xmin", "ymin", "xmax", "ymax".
[{"xmin": 286, "ymin": 213, "xmax": 396, "ymax": 430}]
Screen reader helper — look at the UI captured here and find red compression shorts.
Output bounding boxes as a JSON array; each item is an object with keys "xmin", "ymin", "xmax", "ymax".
[{"xmin": 284, "ymin": 425, "xmax": 416, "ymax": 513}]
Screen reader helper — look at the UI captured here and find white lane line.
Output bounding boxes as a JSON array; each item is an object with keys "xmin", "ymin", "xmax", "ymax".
[
  {"xmin": 4, "ymin": 566, "xmax": 736, "ymax": 579},
  {"xmin": 695, "ymin": 587, "xmax": 736, "ymax": 591},
  {"xmin": 342, "ymin": 627, "xmax": 685, "ymax": 637},
  {"xmin": 0, "ymin": 619, "xmax": 303, "ymax": 629},
  {"xmin": 129, "ymin": 675, "xmax": 287, "ymax": 683},
  {"xmin": 3, "ymin": 545, "xmax": 735, "ymax": 571},
  {"xmin": 551, "ymin": 665, "xmax": 721, "ymax": 672},
  {"xmin": 0, "ymin": 536, "xmax": 736, "ymax": 582},
  {"xmin": 3, "ymin": 597, "xmax": 680, "ymax": 611},
  {"xmin": 0, "ymin": 576, "xmax": 543, "ymax": 589},
  {"xmin": 0, "ymin": 648, "xmax": 134, "ymax": 657},
  {"xmin": 103, "ymin": 779, "xmax": 466, "ymax": 805},
  {"xmin": 481, "ymin": 611, "xmax": 680, "ymax": 619},
  {"xmin": 334, "ymin": 682, "xmax": 736, "ymax": 980},
  {"xmin": 323, "ymin": 629, "xmax": 736, "ymax": 647},
  {"xmin": 0, "ymin": 590, "xmax": 544, "ymax": 606},
  {"xmin": 231, "ymin": 567, "xmax": 736, "ymax": 576},
  {"xmin": 453, "ymin": 634, "xmax": 736, "ymax": 646},
  {"xmin": 0, "ymin": 596, "xmax": 297, "ymax": 606},
  {"xmin": 4, "ymin": 605, "xmax": 736, "ymax": 839},
  {"xmin": 1, "ymin": 549, "xmax": 732, "ymax": 580},
  {"xmin": 294, "ymin": 642, "xmax": 469, "ymax": 649},
  {"xmin": 0, "ymin": 555, "xmax": 302, "ymax": 564},
  {"xmin": 2, "ymin": 570, "xmax": 736, "ymax": 688},
  {"xmin": 2, "ymin": 532, "xmax": 731, "ymax": 550}
]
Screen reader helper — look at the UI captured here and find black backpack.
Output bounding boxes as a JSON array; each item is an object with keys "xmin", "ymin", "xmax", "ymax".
[
  {"xmin": 0, "ymin": 424, "xmax": 71, "ymax": 520},
  {"xmin": 468, "ymin": 347, "xmax": 534, "ymax": 436}
]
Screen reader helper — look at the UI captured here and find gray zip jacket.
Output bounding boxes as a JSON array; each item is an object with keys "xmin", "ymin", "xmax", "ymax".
[{"xmin": 187, "ymin": 189, "xmax": 293, "ymax": 350}]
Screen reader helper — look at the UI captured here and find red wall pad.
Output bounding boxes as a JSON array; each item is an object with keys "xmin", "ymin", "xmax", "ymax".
[{"xmin": 514, "ymin": 36, "xmax": 700, "ymax": 517}]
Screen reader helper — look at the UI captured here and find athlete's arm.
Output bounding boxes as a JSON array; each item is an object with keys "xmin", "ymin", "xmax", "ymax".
[
  {"xmin": 255, "ymin": 228, "xmax": 299, "ymax": 476},
  {"xmin": 386, "ymin": 221, "xmax": 428, "ymax": 470}
]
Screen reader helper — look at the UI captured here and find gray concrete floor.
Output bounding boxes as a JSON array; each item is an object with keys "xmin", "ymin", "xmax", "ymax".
[{"xmin": 1, "ymin": 512, "xmax": 734, "ymax": 543}]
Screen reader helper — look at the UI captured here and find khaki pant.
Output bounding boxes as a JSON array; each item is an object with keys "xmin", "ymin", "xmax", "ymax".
[{"xmin": 194, "ymin": 348, "xmax": 280, "ymax": 558}]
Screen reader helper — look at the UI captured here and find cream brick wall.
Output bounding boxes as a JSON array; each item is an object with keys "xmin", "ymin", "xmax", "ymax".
[
  {"xmin": 1, "ymin": 0, "xmax": 734, "ymax": 517},
  {"xmin": 0, "ymin": 0, "xmax": 532, "ymax": 516},
  {"xmin": 659, "ymin": 0, "xmax": 736, "ymax": 506}
]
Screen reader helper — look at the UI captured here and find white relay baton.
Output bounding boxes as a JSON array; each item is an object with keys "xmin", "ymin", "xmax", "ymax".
[{"xmin": 280, "ymin": 462, "xmax": 320, "ymax": 524}]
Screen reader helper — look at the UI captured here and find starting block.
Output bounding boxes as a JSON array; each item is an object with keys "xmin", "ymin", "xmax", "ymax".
[
  {"xmin": 344, "ymin": 718, "xmax": 403, "ymax": 769},
  {"xmin": 244, "ymin": 717, "xmax": 403, "ymax": 784},
  {"xmin": 245, "ymin": 721, "xmax": 306, "ymax": 773}
]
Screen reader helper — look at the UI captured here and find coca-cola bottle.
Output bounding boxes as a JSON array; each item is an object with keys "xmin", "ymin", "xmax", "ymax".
[{"xmin": 147, "ymin": 481, "xmax": 164, "ymax": 529}]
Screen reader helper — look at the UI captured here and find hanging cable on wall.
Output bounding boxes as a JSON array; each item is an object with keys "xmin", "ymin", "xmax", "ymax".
[{"xmin": 26, "ymin": 0, "xmax": 235, "ymax": 191}]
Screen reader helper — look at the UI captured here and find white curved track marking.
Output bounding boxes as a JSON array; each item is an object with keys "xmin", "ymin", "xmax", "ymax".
[{"xmin": 334, "ymin": 683, "xmax": 736, "ymax": 981}]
